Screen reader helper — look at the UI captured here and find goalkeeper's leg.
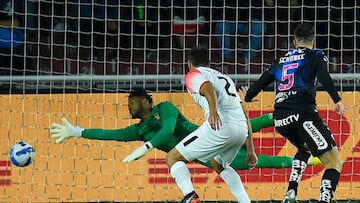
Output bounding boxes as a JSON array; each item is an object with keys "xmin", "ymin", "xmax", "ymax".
[
  {"xmin": 200, "ymin": 113, "xmax": 321, "ymax": 169},
  {"xmin": 250, "ymin": 113, "xmax": 274, "ymax": 133},
  {"xmin": 230, "ymin": 148, "xmax": 294, "ymax": 169},
  {"xmin": 201, "ymin": 148, "xmax": 322, "ymax": 170},
  {"xmin": 201, "ymin": 147, "xmax": 293, "ymax": 170}
]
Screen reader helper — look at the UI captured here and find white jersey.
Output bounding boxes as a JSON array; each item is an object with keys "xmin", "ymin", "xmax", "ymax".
[{"xmin": 185, "ymin": 66, "xmax": 247, "ymax": 124}]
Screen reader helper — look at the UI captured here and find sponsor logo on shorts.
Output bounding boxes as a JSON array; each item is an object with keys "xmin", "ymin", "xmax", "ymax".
[
  {"xmin": 274, "ymin": 114, "xmax": 299, "ymax": 127},
  {"xmin": 303, "ymin": 121, "xmax": 328, "ymax": 150}
]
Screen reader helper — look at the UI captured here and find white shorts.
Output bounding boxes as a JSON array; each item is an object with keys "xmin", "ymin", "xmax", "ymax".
[{"xmin": 175, "ymin": 121, "xmax": 248, "ymax": 167}]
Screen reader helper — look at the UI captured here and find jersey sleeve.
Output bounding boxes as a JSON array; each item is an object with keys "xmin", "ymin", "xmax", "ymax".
[
  {"xmin": 185, "ymin": 69, "xmax": 208, "ymax": 94},
  {"xmin": 245, "ymin": 66, "xmax": 275, "ymax": 102},
  {"xmin": 81, "ymin": 125, "xmax": 142, "ymax": 141},
  {"xmin": 315, "ymin": 52, "xmax": 341, "ymax": 103},
  {"xmin": 148, "ymin": 102, "xmax": 180, "ymax": 148}
]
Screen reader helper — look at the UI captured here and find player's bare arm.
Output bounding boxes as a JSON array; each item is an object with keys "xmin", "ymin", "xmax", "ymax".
[
  {"xmin": 200, "ymin": 81, "xmax": 222, "ymax": 130},
  {"xmin": 241, "ymin": 102, "xmax": 258, "ymax": 169}
]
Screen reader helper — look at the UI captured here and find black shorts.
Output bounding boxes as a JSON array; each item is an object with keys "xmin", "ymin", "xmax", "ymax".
[{"xmin": 273, "ymin": 109, "xmax": 337, "ymax": 157}]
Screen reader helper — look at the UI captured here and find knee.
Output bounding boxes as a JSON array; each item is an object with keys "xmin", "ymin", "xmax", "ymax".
[
  {"xmin": 336, "ymin": 160, "xmax": 343, "ymax": 171},
  {"xmin": 210, "ymin": 159, "xmax": 224, "ymax": 174},
  {"xmin": 166, "ymin": 150, "xmax": 175, "ymax": 168},
  {"xmin": 166, "ymin": 148, "xmax": 185, "ymax": 168},
  {"xmin": 319, "ymin": 149, "xmax": 343, "ymax": 171},
  {"xmin": 325, "ymin": 159, "xmax": 343, "ymax": 171}
]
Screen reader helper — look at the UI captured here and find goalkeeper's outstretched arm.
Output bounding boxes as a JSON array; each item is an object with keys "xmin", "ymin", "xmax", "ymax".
[
  {"xmin": 50, "ymin": 117, "xmax": 154, "ymax": 163},
  {"xmin": 50, "ymin": 118, "xmax": 82, "ymax": 144},
  {"xmin": 50, "ymin": 118, "xmax": 143, "ymax": 144}
]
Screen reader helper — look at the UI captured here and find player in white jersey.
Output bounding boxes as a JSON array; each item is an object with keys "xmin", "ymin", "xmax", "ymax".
[
  {"xmin": 166, "ymin": 46, "xmax": 258, "ymax": 203},
  {"xmin": 185, "ymin": 66, "xmax": 246, "ymax": 125}
]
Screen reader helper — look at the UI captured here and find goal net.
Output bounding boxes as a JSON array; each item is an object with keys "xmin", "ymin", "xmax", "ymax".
[{"xmin": 0, "ymin": 1, "xmax": 359, "ymax": 202}]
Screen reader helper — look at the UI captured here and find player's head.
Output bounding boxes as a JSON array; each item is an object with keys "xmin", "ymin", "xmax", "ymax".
[
  {"xmin": 187, "ymin": 46, "xmax": 209, "ymax": 69},
  {"xmin": 293, "ymin": 23, "xmax": 315, "ymax": 48},
  {"xmin": 128, "ymin": 88, "xmax": 153, "ymax": 119}
]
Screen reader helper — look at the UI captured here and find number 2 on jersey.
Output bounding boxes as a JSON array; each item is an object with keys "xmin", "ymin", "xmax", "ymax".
[
  {"xmin": 278, "ymin": 63, "xmax": 299, "ymax": 91},
  {"xmin": 218, "ymin": 76, "xmax": 236, "ymax": 97}
]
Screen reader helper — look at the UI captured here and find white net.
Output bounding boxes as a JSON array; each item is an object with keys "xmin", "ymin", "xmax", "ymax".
[{"xmin": 0, "ymin": 0, "xmax": 360, "ymax": 202}]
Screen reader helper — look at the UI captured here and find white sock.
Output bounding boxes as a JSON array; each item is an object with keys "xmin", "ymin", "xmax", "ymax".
[
  {"xmin": 170, "ymin": 161, "xmax": 194, "ymax": 196},
  {"xmin": 220, "ymin": 166, "xmax": 250, "ymax": 203}
]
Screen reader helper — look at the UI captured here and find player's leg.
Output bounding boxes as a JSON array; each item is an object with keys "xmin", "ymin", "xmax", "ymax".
[
  {"xmin": 166, "ymin": 123, "xmax": 219, "ymax": 203},
  {"xmin": 279, "ymin": 112, "xmax": 341, "ymax": 203},
  {"xmin": 211, "ymin": 112, "xmax": 319, "ymax": 170},
  {"xmin": 210, "ymin": 123, "xmax": 250, "ymax": 203},
  {"xmin": 273, "ymin": 110, "xmax": 309, "ymax": 203},
  {"xmin": 258, "ymin": 154, "xmax": 294, "ymax": 168},
  {"xmin": 250, "ymin": 113, "xmax": 294, "ymax": 169},
  {"xmin": 229, "ymin": 147, "xmax": 293, "ymax": 169},
  {"xmin": 250, "ymin": 113, "xmax": 274, "ymax": 133},
  {"xmin": 302, "ymin": 119, "xmax": 342, "ymax": 203},
  {"xmin": 168, "ymin": 122, "xmax": 247, "ymax": 202},
  {"xmin": 282, "ymin": 149, "xmax": 311, "ymax": 203},
  {"xmin": 228, "ymin": 147, "xmax": 319, "ymax": 170},
  {"xmin": 211, "ymin": 158, "xmax": 250, "ymax": 203},
  {"xmin": 202, "ymin": 146, "xmax": 294, "ymax": 169},
  {"xmin": 167, "ymin": 138, "xmax": 199, "ymax": 203},
  {"xmin": 166, "ymin": 148, "xmax": 200, "ymax": 203},
  {"xmin": 249, "ymin": 112, "xmax": 322, "ymax": 168},
  {"xmin": 317, "ymin": 147, "xmax": 342, "ymax": 203}
]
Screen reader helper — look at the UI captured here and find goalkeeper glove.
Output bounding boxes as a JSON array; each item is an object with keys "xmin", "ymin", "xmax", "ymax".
[
  {"xmin": 122, "ymin": 141, "xmax": 153, "ymax": 163},
  {"xmin": 50, "ymin": 118, "xmax": 82, "ymax": 144}
]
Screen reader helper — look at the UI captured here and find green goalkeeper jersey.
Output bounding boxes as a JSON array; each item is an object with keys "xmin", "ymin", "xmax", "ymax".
[
  {"xmin": 82, "ymin": 101, "xmax": 198, "ymax": 152},
  {"xmin": 82, "ymin": 101, "xmax": 275, "ymax": 153},
  {"xmin": 81, "ymin": 103, "xmax": 292, "ymax": 169}
]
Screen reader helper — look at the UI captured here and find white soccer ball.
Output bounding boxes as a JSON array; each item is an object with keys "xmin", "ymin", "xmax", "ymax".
[{"xmin": 9, "ymin": 141, "xmax": 36, "ymax": 167}]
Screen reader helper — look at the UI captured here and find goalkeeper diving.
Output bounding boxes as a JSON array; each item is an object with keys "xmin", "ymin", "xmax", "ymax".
[{"xmin": 50, "ymin": 88, "xmax": 321, "ymax": 169}]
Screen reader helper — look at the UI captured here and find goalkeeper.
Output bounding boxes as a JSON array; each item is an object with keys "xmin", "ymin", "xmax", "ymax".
[{"xmin": 50, "ymin": 88, "xmax": 320, "ymax": 169}]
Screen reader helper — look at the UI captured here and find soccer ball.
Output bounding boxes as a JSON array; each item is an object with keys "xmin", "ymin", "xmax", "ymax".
[{"xmin": 9, "ymin": 141, "xmax": 36, "ymax": 167}]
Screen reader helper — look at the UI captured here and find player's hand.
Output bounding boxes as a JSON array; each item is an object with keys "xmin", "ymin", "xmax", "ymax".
[
  {"xmin": 246, "ymin": 151, "xmax": 258, "ymax": 170},
  {"xmin": 50, "ymin": 118, "xmax": 81, "ymax": 144},
  {"xmin": 334, "ymin": 101, "xmax": 349, "ymax": 115},
  {"xmin": 238, "ymin": 86, "xmax": 258, "ymax": 102},
  {"xmin": 208, "ymin": 112, "xmax": 222, "ymax": 130},
  {"xmin": 123, "ymin": 142, "xmax": 153, "ymax": 163}
]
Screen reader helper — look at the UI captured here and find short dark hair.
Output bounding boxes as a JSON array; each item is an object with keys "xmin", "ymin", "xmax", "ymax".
[
  {"xmin": 188, "ymin": 46, "xmax": 209, "ymax": 67},
  {"xmin": 128, "ymin": 88, "xmax": 153, "ymax": 104},
  {"xmin": 294, "ymin": 23, "xmax": 315, "ymax": 43}
]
